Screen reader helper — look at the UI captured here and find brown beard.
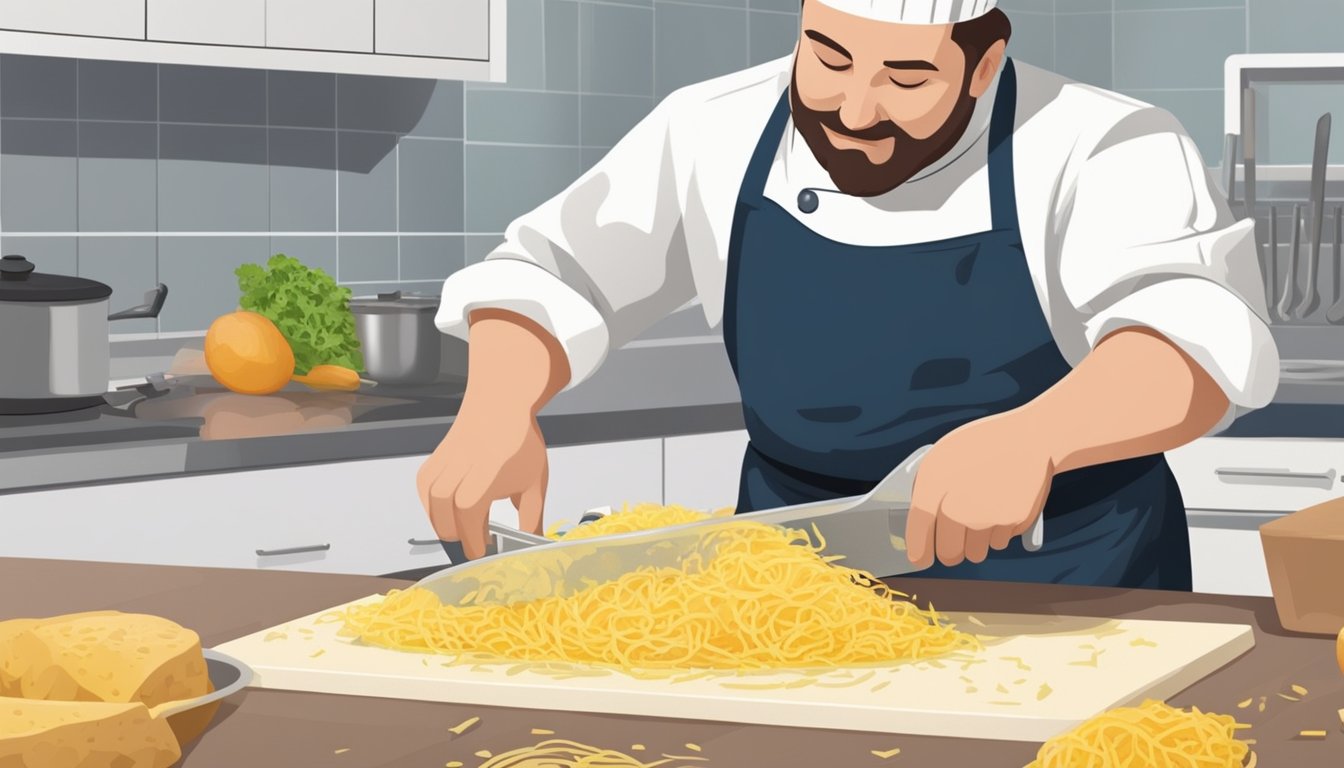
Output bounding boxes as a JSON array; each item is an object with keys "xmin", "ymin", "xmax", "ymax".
[{"xmin": 789, "ymin": 66, "xmax": 980, "ymax": 197}]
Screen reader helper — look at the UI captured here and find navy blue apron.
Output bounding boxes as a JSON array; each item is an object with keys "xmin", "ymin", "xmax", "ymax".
[{"xmin": 723, "ymin": 60, "xmax": 1191, "ymax": 590}]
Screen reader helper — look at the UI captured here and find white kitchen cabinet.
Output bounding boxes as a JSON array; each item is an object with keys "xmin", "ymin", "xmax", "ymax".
[
  {"xmin": 267, "ymin": 0, "xmax": 373, "ymax": 53},
  {"xmin": 375, "ymin": 0, "xmax": 489, "ymax": 61},
  {"xmin": 0, "ymin": 437, "xmax": 663, "ymax": 576},
  {"xmin": 0, "ymin": 456, "xmax": 447, "ymax": 576},
  {"xmin": 0, "ymin": 0, "xmax": 144, "ymax": 40},
  {"xmin": 1167, "ymin": 437, "xmax": 1344, "ymax": 512},
  {"xmin": 0, "ymin": 0, "xmax": 502, "ymax": 81},
  {"xmin": 1186, "ymin": 517, "xmax": 1273, "ymax": 597},
  {"xmin": 663, "ymin": 430, "xmax": 750, "ymax": 511},
  {"xmin": 148, "ymin": 0, "xmax": 266, "ymax": 47},
  {"xmin": 488, "ymin": 439, "xmax": 665, "ymax": 533}
]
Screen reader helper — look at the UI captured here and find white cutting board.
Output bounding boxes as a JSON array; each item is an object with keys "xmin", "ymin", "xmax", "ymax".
[{"xmin": 215, "ymin": 596, "xmax": 1253, "ymax": 742}]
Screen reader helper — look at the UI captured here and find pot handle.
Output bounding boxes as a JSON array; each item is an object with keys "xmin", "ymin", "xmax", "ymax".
[{"xmin": 109, "ymin": 283, "xmax": 168, "ymax": 321}]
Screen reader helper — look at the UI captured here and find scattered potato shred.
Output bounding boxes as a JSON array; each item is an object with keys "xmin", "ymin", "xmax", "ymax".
[
  {"xmin": 449, "ymin": 716, "xmax": 480, "ymax": 735},
  {"xmin": 1026, "ymin": 699, "xmax": 1251, "ymax": 768},
  {"xmin": 871, "ymin": 747, "xmax": 902, "ymax": 759},
  {"xmin": 339, "ymin": 506, "xmax": 978, "ymax": 671},
  {"xmin": 472, "ymin": 739, "xmax": 704, "ymax": 768}
]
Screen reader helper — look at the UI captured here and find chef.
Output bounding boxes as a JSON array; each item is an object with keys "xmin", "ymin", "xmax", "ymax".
[{"xmin": 417, "ymin": 0, "xmax": 1278, "ymax": 589}]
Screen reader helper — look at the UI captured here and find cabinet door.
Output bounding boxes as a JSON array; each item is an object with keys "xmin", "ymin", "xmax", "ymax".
[
  {"xmin": 374, "ymin": 0, "xmax": 489, "ymax": 61},
  {"xmin": 1166, "ymin": 438, "xmax": 1344, "ymax": 512},
  {"xmin": 1187, "ymin": 522, "xmax": 1272, "ymax": 597},
  {"xmin": 0, "ymin": 469, "xmax": 336, "ymax": 572},
  {"xmin": 0, "ymin": 0, "xmax": 145, "ymax": 39},
  {"xmin": 267, "ymin": 0, "xmax": 373, "ymax": 53},
  {"xmin": 663, "ymin": 431, "xmax": 750, "ymax": 511},
  {"xmin": 148, "ymin": 0, "xmax": 265, "ymax": 46}
]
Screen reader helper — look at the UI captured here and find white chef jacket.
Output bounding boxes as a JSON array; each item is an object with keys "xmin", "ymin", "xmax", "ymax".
[{"xmin": 437, "ymin": 57, "xmax": 1279, "ymax": 428}]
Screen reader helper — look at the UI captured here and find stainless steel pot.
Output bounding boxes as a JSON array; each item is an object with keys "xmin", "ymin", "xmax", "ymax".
[
  {"xmin": 349, "ymin": 291, "xmax": 441, "ymax": 385},
  {"xmin": 0, "ymin": 254, "xmax": 167, "ymax": 415}
]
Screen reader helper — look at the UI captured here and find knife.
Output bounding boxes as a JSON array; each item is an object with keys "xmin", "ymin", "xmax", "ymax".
[
  {"xmin": 1296, "ymin": 112, "xmax": 1331, "ymax": 319},
  {"xmin": 415, "ymin": 445, "xmax": 1046, "ymax": 607}
]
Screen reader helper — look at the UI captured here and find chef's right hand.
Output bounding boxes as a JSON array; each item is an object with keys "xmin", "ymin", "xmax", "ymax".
[
  {"xmin": 415, "ymin": 309, "xmax": 570, "ymax": 560},
  {"xmin": 417, "ymin": 406, "xmax": 549, "ymax": 560}
]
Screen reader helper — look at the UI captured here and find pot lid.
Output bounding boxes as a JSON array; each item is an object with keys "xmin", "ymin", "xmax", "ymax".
[
  {"xmin": 349, "ymin": 290, "xmax": 440, "ymax": 314},
  {"xmin": 0, "ymin": 255, "xmax": 113, "ymax": 302}
]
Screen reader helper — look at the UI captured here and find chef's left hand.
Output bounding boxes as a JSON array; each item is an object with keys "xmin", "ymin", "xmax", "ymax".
[{"xmin": 905, "ymin": 411, "xmax": 1054, "ymax": 568}]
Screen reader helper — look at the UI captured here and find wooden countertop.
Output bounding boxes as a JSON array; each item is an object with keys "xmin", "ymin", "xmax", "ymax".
[{"xmin": 3, "ymin": 557, "xmax": 1340, "ymax": 767}]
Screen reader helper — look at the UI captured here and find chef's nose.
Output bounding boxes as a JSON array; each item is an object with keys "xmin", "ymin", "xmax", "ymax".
[{"xmin": 837, "ymin": 85, "xmax": 885, "ymax": 137}]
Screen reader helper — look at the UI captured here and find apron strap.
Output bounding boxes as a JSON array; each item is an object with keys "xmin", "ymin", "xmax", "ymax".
[{"xmin": 987, "ymin": 58, "xmax": 1019, "ymax": 233}]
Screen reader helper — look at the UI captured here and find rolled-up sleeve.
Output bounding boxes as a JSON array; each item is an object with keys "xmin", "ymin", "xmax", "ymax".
[
  {"xmin": 1056, "ymin": 111, "xmax": 1279, "ymax": 425},
  {"xmin": 436, "ymin": 96, "xmax": 696, "ymax": 388}
]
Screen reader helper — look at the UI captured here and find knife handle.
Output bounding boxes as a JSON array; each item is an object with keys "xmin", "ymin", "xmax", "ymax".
[{"xmin": 1023, "ymin": 514, "xmax": 1045, "ymax": 553}]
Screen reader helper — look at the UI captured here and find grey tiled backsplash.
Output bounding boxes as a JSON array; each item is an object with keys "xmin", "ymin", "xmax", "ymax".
[
  {"xmin": 1054, "ymin": 0, "xmax": 1344, "ymax": 165},
  {"xmin": 16, "ymin": 0, "xmax": 1294, "ymax": 336}
]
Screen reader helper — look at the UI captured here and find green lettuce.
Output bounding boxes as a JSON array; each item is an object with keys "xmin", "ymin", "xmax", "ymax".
[{"xmin": 235, "ymin": 254, "xmax": 363, "ymax": 375}]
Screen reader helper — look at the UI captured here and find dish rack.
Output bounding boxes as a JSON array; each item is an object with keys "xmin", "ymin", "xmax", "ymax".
[{"xmin": 1221, "ymin": 54, "xmax": 1344, "ymax": 376}]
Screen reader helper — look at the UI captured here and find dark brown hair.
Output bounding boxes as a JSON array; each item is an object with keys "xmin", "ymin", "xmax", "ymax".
[
  {"xmin": 950, "ymin": 8, "xmax": 1013, "ymax": 69},
  {"xmin": 799, "ymin": 3, "xmax": 1013, "ymax": 69}
]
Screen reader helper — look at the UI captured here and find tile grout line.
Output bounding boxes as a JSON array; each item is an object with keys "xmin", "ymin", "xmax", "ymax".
[
  {"xmin": 0, "ymin": 54, "xmax": 4, "ymax": 238},
  {"xmin": 334, "ymin": 72, "xmax": 340, "ymax": 283},
  {"xmin": 155, "ymin": 62, "xmax": 160, "ymax": 333},
  {"xmin": 74, "ymin": 60, "xmax": 80, "ymax": 273}
]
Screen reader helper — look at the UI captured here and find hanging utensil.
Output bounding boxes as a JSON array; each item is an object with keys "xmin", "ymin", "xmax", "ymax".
[
  {"xmin": 1277, "ymin": 205, "xmax": 1303, "ymax": 322},
  {"xmin": 1326, "ymin": 206, "xmax": 1344, "ymax": 325},
  {"xmin": 1242, "ymin": 89, "xmax": 1258, "ymax": 229},
  {"xmin": 1296, "ymin": 113, "xmax": 1331, "ymax": 319},
  {"xmin": 1266, "ymin": 205, "xmax": 1278, "ymax": 315}
]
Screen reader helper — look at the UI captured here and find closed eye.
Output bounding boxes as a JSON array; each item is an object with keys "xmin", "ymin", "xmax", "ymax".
[
  {"xmin": 821, "ymin": 58, "xmax": 852, "ymax": 72},
  {"xmin": 891, "ymin": 78, "xmax": 928, "ymax": 89}
]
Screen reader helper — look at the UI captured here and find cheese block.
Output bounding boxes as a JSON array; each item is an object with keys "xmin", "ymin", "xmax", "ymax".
[
  {"xmin": 0, "ymin": 619, "xmax": 40, "ymax": 696},
  {"xmin": 0, "ymin": 697, "xmax": 181, "ymax": 768},
  {"xmin": 0, "ymin": 612, "xmax": 212, "ymax": 707}
]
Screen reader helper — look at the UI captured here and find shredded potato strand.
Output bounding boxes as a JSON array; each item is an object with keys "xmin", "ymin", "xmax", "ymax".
[
  {"xmin": 1026, "ymin": 700, "xmax": 1253, "ymax": 768},
  {"xmin": 339, "ymin": 507, "xmax": 977, "ymax": 670},
  {"xmin": 473, "ymin": 739, "xmax": 700, "ymax": 767},
  {"xmin": 546, "ymin": 503, "xmax": 729, "ymax": 541}
]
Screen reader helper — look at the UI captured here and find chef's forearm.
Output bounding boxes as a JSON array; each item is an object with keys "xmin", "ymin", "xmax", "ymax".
[
  {"xmin": 461, "ymin": 309, "xmax": 572, "ymax": 417},
  {"xmin": 1020, "ymin": 327, "xmax": 1229, "ymax": 474}
]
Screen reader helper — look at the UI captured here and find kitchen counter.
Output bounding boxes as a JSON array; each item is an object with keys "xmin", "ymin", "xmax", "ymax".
[
  {"xmin": 7, "ymin": 326, "xmax": 1344, "ymax": 497},
  {"xmin": 4, "ymin": 557, "xmax": 1339, "ymax": 767},
  {"xmin": 0, "ymin": 338, "xmax": 745, "ymax": 494}
]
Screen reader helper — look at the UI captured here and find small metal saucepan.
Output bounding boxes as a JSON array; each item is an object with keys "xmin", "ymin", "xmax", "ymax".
[
  {"xmin": 348, "ymin": 291, "xmax": 443, "ymax": 385},
  {"xmin": 0, "ymin": 254, "xmax": 168, "ymax": 415}
]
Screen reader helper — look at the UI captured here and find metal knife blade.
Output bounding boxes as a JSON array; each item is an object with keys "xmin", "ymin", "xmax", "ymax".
[
  {"xmin": 1297, "ymin": 112, "xmax": 1331, "ymax": 319},
  {"xmin": 414, "ymin": 445, "xmax": 1045, "ymax": 607}
]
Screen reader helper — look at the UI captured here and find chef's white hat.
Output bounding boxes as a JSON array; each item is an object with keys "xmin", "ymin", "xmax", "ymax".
[{"xmin": 811, "ymin": 0, "xmax": 999, "ymax": 24}]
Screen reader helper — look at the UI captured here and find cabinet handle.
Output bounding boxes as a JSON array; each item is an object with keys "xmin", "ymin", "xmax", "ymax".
[
  {"xmin": 256, "ymin": 543, "xmax": 331, "ymax": 557},
  {"xmin": 1213, "ymin": 467, "xmax": 1337, "ymax": 486},
  {"xmin": 407, "ymin": 538, "xmax": 439, "ymax": 546}
]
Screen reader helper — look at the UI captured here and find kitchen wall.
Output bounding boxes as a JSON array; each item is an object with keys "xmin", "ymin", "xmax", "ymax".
[
  {"xmin": 1050, "ymin": 0, "xmax": 1344, "ymax": 166},
  {"xmin": 0, "ymin": 0, "xmax": 1058, "ymax": 335}
]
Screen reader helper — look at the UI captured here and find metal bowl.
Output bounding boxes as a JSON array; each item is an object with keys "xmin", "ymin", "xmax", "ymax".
[{"xmin": 155, "ymin": 649, "xmax": 253, "ymax": 744}]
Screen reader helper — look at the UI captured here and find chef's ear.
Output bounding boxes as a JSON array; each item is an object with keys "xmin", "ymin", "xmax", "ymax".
[{"xmin": 967, "ymin": 40, "xmax": 1008, "ymax": 99}]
